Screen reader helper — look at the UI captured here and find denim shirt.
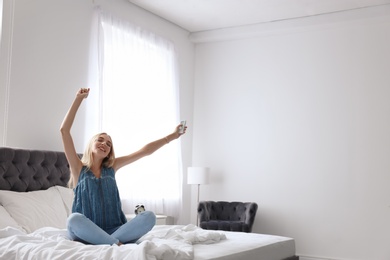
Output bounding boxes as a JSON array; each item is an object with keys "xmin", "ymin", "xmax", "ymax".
[{"xmin": 72, "ymin": 166, "xmax": 127, "ymax": 232}]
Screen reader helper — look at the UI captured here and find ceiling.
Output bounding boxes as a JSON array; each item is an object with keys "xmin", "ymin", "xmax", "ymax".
[{"xmin": 128, "ymin": 0, "xmax": 390, "ymax": 32}]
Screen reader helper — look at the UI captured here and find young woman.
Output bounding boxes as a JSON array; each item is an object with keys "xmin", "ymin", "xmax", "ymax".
[{"xmin": 60, "ymin": 88, "xmax": 186, "ymax": 245}]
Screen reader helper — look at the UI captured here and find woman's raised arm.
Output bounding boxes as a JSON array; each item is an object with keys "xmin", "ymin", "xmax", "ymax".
[
  {"xmin": 60, "ymin": 88, "xmax": 90, "ymax": 184},
  {"xmin": 113, "ymin": 123, "xmax": 187, "ymax": 172}
]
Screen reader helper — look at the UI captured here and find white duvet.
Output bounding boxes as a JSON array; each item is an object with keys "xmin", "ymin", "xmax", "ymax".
[{"xmin": 0, "ymin": 225, "xmax": 226, "ymax": 260}]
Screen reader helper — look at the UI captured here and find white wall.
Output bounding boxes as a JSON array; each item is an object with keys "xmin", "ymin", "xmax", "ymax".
[
  {"xmin": 192, "ymin": 5, "xmax": 390, "ymax": 260},
  {"xmin": 0, "ymin": 0, "xmax": 194, "ymax": 224},
  {"xmin": 0, "ymin": 0, "xmax": 3, "ymax": 42}
]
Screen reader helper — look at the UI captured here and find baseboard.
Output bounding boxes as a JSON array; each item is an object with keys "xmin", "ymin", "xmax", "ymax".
[
  {"xmin": 299, "ymin": 255, "xmax": 353, "ymax": 260},
  {"xmin": 300, "ymin": 257, "xmax": 326, "ymax": 260}
]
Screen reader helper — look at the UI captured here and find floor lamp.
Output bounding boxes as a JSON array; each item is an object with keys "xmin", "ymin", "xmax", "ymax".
[{"xmin": 187, "ymin": 167, "xmax": 209, "ymax": 226}]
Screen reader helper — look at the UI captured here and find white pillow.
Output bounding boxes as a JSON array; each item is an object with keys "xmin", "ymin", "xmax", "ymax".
[
  {"xmin": 0, "ymin": 187, "xmax": 68, "ymax": 233},
  {"xmin": 54, "ymin": 185, "xmax": 74, "ymax": 216},
  {"xmin": 0, "ymin": 206, "xmax": 23, "ymax": 231}
]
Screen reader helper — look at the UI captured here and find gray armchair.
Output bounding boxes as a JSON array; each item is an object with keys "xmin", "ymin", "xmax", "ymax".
[{"xmin": 197, "ymin": 201, "xmax": 258, "ymax": 232}]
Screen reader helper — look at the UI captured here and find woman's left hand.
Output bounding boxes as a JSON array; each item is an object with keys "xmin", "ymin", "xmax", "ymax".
[{"xmin": 175, "ymin": 123, "xmax": 187, "ymax": 136}]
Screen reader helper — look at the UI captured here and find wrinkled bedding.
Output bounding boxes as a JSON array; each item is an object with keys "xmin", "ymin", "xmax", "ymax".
[{"xmin": 0, "ymin": 224, "xmax": 226, "ymax": 260}]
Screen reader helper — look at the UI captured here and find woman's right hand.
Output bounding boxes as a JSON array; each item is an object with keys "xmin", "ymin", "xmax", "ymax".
[{"xmin": 77, "ymin": 88, "xmax": 90, "ymax": 99}]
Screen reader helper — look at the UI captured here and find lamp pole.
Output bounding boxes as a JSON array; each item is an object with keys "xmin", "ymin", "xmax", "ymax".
[
  {"xmin": 196, "ymin": 183, "xmax": 200, "ymax": 225},
  {"xmin": 187, "ymin": 167, "xmax": 210, "ymax": 226}
]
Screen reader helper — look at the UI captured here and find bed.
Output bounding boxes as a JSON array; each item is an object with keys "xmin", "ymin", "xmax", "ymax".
[{"xmin": 0, "ymin": 147, "xmax": 299, "ymax": 260}]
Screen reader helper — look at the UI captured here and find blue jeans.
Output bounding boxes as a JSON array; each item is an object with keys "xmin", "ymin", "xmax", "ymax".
[{"xmin": 67, "ymin": 211, "xmax": 156, "ymax": 245}]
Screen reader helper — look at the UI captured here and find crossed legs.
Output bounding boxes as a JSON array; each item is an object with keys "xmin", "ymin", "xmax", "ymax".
[{"xmin": 67, "ymin": 211, "xmax": 156, "ymax": 245}]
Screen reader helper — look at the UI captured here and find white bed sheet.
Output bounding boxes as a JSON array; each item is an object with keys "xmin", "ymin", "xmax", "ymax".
[
  {"xmin": 193, "ymin": 231, "xmax": 295, "ymax": 260},
  {"xmin": 0, "ymin": 225, "xmax": 295, "ymax": 260}
]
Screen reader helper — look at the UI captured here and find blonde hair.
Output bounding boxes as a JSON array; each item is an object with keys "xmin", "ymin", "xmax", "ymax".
[{"xmin": 68, "ymin": 133, "xmax": 115, "ymax": 188}]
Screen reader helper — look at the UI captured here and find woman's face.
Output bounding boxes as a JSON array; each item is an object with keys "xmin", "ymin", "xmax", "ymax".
[{"xmin": 93, "ymin": 134, "xmax": 112, "ymax": 158}]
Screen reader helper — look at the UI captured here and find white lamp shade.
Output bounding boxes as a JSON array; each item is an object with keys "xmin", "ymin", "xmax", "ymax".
[{"xmin": 187, "ymin": 167, "xmax": 209, "ymax": 185}]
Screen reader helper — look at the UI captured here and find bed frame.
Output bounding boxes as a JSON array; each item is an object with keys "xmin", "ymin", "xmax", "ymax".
[
  {"xmin": 0, "ymin": 146, "xmax": 299, "ymax": 260},
  {"xmin": 0, "ymin": 147, "xmax": 70, "ymax": 192}
]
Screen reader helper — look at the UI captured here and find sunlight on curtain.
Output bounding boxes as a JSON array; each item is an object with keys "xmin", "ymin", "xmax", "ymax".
[{"xmin": 98, "ymin": 11, "xmax": 182, "ymax": 220}]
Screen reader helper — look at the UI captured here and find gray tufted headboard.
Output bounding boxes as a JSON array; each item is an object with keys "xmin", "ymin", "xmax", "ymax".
[{"xmin": 0, "ymin": 147, "xmax": 71, "ymax": 192}]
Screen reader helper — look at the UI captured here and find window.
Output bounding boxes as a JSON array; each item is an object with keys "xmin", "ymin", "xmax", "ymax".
[{"xmin": 98, "ymin": 12, "xmax": 182, "ymax": 219}]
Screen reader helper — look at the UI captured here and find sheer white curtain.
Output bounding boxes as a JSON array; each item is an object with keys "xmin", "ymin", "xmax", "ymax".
[{"xmin": 97, "ymin": 11, "xmax": 182, "ymax": 220}]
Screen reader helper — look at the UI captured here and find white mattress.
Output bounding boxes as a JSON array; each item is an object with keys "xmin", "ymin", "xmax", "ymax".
[
  {"xmin": 0, "ymin": 225, "xmax": 296, "ymax": 260},
  {"xmin": 193, "ymin": 231, "xmax": 295, "ymax": 260}
]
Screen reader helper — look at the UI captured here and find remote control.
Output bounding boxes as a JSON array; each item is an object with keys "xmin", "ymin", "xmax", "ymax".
[{"xmin": 179, "ymin": 120, "xmax": 186, "ymax": 133}]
